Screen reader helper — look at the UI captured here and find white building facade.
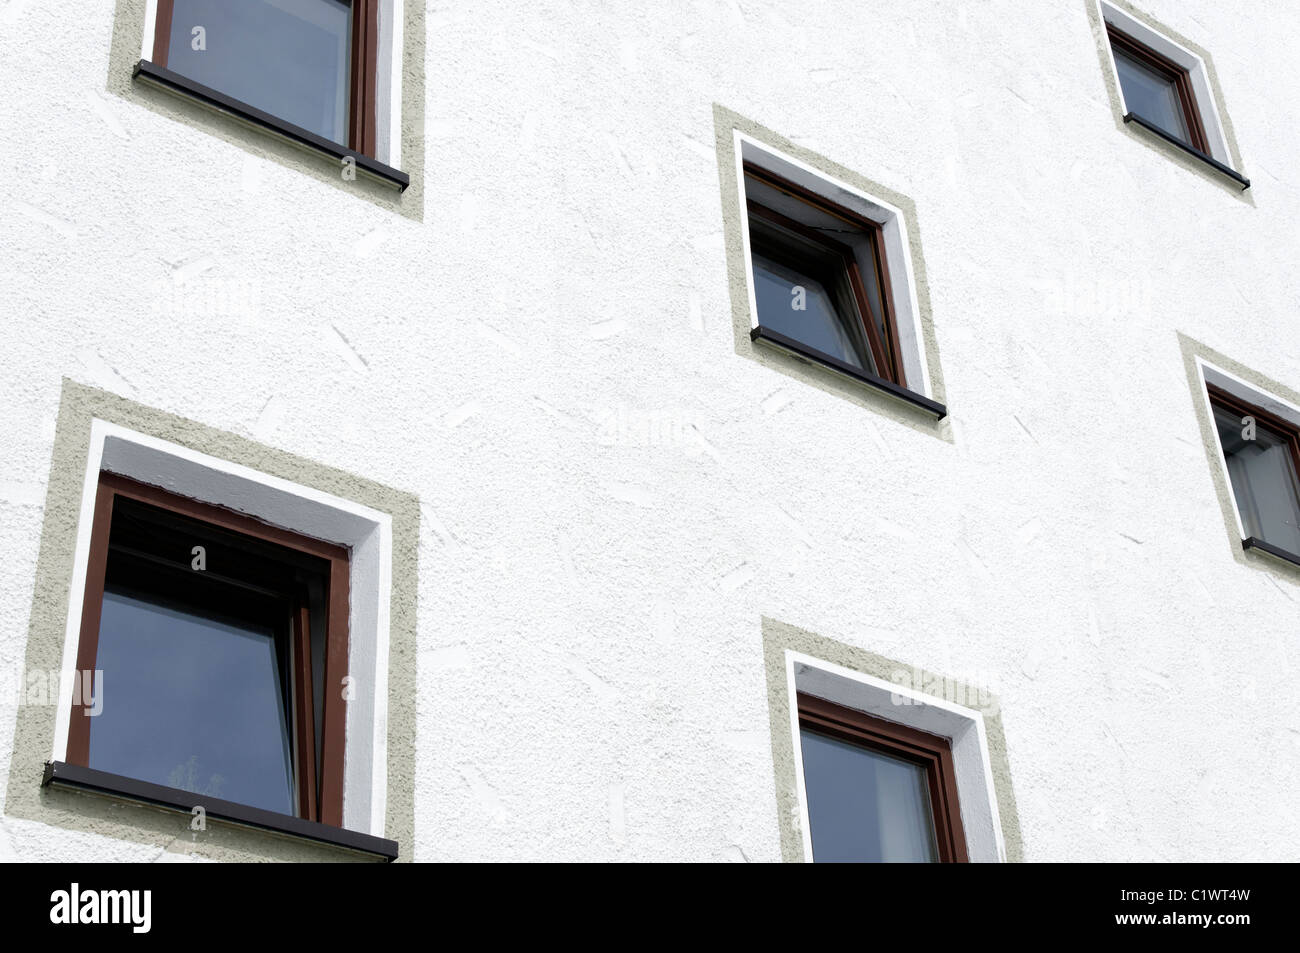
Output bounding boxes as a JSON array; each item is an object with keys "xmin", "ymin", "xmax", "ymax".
[{"xmin": 1, "ymin": 0, "xmax": 1297, "ymax": 862}]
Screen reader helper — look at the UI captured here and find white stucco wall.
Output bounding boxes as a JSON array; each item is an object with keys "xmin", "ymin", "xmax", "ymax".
[{"xmin": 1, "ymin": 0, "xmax": 1297, "ymax": 862}]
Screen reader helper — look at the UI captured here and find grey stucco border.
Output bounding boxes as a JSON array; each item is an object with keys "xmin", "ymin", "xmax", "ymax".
[
  {"xmin": 713, "ymin": 104, "xmax": 952, "ymax": 442},
  {"xmin": 3, "ymin": 379, "xmax": 418, "ymax": 862},
  {"xmin": 1178, "ymin": 333, "xmax": 1300, "ymax": 587},
  {"xmin": 1084, "ymin": 0, "xmax": 1252, "ymax": 204},
  {"xmin": 107, "ymin": 0, "xmax": 426, "ymax": 221},
  {"xmin": 761, "ymin": 616, "xmax": 1024, "ymax": 863}
]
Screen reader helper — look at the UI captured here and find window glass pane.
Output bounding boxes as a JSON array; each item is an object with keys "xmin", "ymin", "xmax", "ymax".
[
  {"xmin": 1113, "ymin": 45, "xmax": 1190, "ymax": 143},
  {"xmin": 88, "ymin": 587, "xmax": 295, "ymax": 815},
  {"xmin": 167, "ymin": 0, "xmax": 352, "ymax": 145},
  {"xmin": 800, "ymin": 728, "xmax": 938, "ymax": 862},
  {"xmin": 1214, "ymin": 404, "xmax": 1300, "ymax": 554},
  {"xmin": 753, "ymin": 253, "xmax": 868, "ymax": 371}
]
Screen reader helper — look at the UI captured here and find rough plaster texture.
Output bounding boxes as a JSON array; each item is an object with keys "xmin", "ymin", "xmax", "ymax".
[
  {"xmin": 2, "ymin": 0, "xmax": 1299, "ymax": 862},
  {"xmin": 3, "ymin": 380, "xmax": 418, "ymax": 862}
]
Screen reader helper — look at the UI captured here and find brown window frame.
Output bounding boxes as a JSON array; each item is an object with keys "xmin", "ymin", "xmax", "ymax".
[
  {"xmin": 1106, "ymin": 23, "xmax": 1209, "ymax": 153},
  {"xmin": 744, "ymin": 162, "xmax": 908, "ymax": 388},
  {"xmin": 150, "ymin": 0, "xmax": 380, "ymax": 156},
  {"xmin": 66, "ymin": 472, "xmax": 352, "ymax": 827},
  {"xmin": 797, "ymin": 692, "xmax": 968, "ymax": 863}
]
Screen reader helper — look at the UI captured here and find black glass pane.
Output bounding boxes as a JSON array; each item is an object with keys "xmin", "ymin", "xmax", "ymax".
[
  {"xmin": 1214, "ymin": 404, "xmax": 1300, "ymax": 554},
  {"xmin": 88, "ymin": 586, "xmax": 295, "ymax": 815},
  {"xmin": 1113, "ymin": 46, "xmax": 1190, "ymax": 143},
  {"xmin": 800, "ymin": 728, "xmax": 937, "ymax": 862},
  {"xmin": 167, "ymin": 0, "xmax": 352, "ymax": 144}
]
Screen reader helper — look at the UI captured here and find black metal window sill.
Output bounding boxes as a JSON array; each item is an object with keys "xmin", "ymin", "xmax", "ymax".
[
  {"xmin": 1122, "ymin": 113, "xmax": 1250, "ymax": 190},
  {"xmin": 750, "ymin": 326, "xmax": 948, "ymax": 419},
  {"xmin": 43, "ymin": 761, "xmax": 398, "ymax": 861},
  {"xmin": 1242, "ymin": 537, "xmax": 1300, "ymax": 570},
  {"xmin": 132, "ymin": 60, "xmax": 409, "ymax": 192}
]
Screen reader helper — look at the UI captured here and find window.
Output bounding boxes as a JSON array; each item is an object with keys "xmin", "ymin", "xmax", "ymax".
[
  {"xmin": 1209, "ymin": 386, "xmax": 1300, "ymax": 562},
  {"xmin": 719, "ymin": 116, "xmax": 949, "ymax": 422},
  {"xmin": 1095, "ymin": 2, "xmax": 1248, "ymax": 189},
  {"xmin": 767, "ymin": 628, "xmax": 1017, "ymax": 862},
  {"xmin": 134, "ymin": 0, "xmax": 408, "ymax": 190},
  {"xmin": 23, "ymin": 405, "xmax": 406, "ymax": 861},
  {"xmin": 151, "ymin": 0, "xmax": 374, "ymax": 151},
  {"xmin": 746, "ymin": 164, "xmax": 906, "ymax": 387},
  {"xmin": 67, "ymin": 474, "xmax": 348, "ymax": 823},
  {"xmin": 796, "ymin": 692, "xmax": 967, "ymax": 863},
  {"xmin": 1106, "ymin": 24, "xmax": 1207, "ymax": 152}
]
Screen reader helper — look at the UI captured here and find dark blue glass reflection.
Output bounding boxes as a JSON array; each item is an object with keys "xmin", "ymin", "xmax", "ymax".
[
  {"xmin": 753, "ymin": 253, "xmax": 867, "ymax": 371},
  {"xmin": 167, "ymin": 0, "xmax": 352, "ymax": 144},
  {"xmin": 800, "ymin": 729, "xmax": 937, "ymax": 863},
  {"xmin": 88, "ymin": 588, "xmax": 294, "ymax": 815},
  {"xmin": 1114, "ymin": 46, "xmax": 1190, "ymax": 144}
]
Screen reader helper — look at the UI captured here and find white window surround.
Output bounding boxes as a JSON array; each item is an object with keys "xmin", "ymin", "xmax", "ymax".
[
  {"xmin": 140, "ymin": 0, "xmax": 405, "ymax": 168},
  {"xmin": 734, "ymin": 130, "xmax": 934, "ymax": 399},
  {"xmin": 785, "ymin": 650, "xmax": 1006, "ymax": 863},
  {"xmin": 376, "ymin": 0, "xmax": 404, "ymax": 169},
  {"xmin": 1098, "ymin": 0, "xmax": 1234, "ymax": 167},
  {"xmin": 1196, "ymin": 357, "xmax": 1300, "ymax": 542},
  {"xmin": 50, "ymin": 419, "xmax": 392, "ymax": 837}
]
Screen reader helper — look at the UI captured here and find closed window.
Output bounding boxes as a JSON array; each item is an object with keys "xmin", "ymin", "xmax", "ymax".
[
  {"xmin": 149, "ymin": 0, "xmax": 380, "ymax": 155},
  {"xmin": 1107, "ymin": 23, "xmax": 1208, "ymax": 152},
  {"xmin": 797, "ymin": 692, "xmax": 967, "ymax": 863},
  {"xmin": 1210, "ymin": 386, "xmax": 1300, "ymax": 560},
  {"xmin": 66, "ymin": 474, "xmax": 350, "ymax": 826}
]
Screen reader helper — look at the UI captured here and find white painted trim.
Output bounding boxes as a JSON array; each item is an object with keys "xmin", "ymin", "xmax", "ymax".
[
  {"xmin": 784, "ymin": 651, "xmax": 816, "ymax": 863},
  {"xmin": 380, "ymin": 0, "xmax": 404, "ymax": 169},
  {"xmin": 367, "ymin": 516, "xmax": 392, "ymax": 835},
  {"xmin": 1098, "ymin": 0, "xmax": 1234, "ymax": 166},
  {"xmin": 1198, "ymin": 359, "xmax": 1300, "ymax": 429},
  {"xmin": 784, "ymin": 649, "xmax": 1007, "ymax": 863},
  {"xmin": 51, "ymin": 420, "xmax": 392, "ymax": 837},
  {"xmin": 733, "ymin": 130, "xmax": 934, "ymax": 399},
  {"xmin": 1195, "ymin": 356, "xmax": 1300, "ymax": 542},
  {"xmin": 141, "ymin": 0, "xmax": 158, "ymax": 60},
  {"xmin": 52, "ymin": 427, "xmax": 112, "ymax": 762},
  {"xmin": 733, "ymin": 131, "xmax": 762, "ymax": 336}
]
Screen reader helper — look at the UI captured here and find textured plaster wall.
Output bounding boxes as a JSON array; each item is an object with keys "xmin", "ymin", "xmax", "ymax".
[{"xmin": 1, "ymin": 0, "xmax": 1299, "ymax": 862}]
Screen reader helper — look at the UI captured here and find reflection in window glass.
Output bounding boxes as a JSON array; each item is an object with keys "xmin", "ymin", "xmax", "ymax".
[
  {"xmin": 88, "ymin": 588, "xmax": 295, "ymax": 815},
  {"xmin": 800, "ymin": 728, "xmax": 937, "ymax": 863},
  {"xmin": 753, "ymin": 254, "xmax": 867, "ymax": 372},
  {"xmin": 1114, "ymin": 46, "xmax": 1189, "ymax": 144},
  {"xmin": 1214, "ymin": 403, "xmax": 1300, "ymax": 555},
  {"xmin": 167, "ymin": 0, "xmax": 352, "ymax": 144}
]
